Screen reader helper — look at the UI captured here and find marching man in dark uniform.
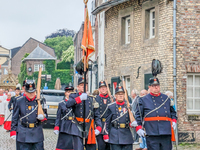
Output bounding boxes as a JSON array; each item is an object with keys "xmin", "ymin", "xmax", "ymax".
[
  {"xmin": 66, "ymin": 77, "xmax": 102, "ymax": 150},
  {"xmin": 103, "ymin": 85, "xmax": 138, "ymax": 150},
  {"xmin": 95, "ymin": 81, "xmax": 111, "ymax": 150},
  {"xmin": 8, "ymin": 87, "xmax": 21, "ymax": 112},
  {"xmin": 135, "ymin": 78, "xmax": 177, "ymax": 150},
  {"xmin": 10, "ymin": 80, "xmax": 48, "ymax": 150},
  {"xmin": 54, "ymin": 85, "xmax": 79, "ymax": 150}
]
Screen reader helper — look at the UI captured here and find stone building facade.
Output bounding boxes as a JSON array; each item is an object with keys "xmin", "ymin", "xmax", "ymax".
[
  {"xmin": 104, "ymin": 0, "xmax": 174, "ymax": 95},
  {"xmin": 92, "ymin": 0, "xmax": 200, "ymax": 143}
]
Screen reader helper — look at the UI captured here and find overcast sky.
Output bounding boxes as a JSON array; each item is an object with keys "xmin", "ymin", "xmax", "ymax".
[{"xmin": 0, "ymin": 0, "xmax": 91, "ymax": 49}]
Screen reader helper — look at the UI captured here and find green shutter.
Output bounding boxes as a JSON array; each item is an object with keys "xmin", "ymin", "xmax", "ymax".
[
  {"xmin": 111, "ymin": 76, "xmax": 121, "ymax": 95},
  {"xmin": 144, "ymin": 74, "xmax": 153, "ymax": 90}
]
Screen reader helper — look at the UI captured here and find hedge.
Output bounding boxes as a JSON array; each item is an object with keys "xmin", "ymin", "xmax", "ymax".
[{"xmin": 57, "ymin": 60, "xmax": 73, "ymax": 69}]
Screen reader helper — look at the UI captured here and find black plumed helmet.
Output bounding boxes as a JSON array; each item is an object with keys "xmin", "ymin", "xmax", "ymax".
[
  {"xmin": 25, "ymin": 80, "xmax": 36, "ymax": 93},
  {"xmin": 152, "ymin": 59, "xmax": 163, "ymax": 77}
]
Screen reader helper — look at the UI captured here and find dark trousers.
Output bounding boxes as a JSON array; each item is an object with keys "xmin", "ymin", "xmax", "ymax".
[
  {"xmin": 110, "ymin": 144, "xmax": 132, "ymax": 150},
  {"xmin": 146, "ymin": 135, "xmax": 172, "ymax": 150},
  {"xmin": 96, "ymin": 134, "xmax": 110, "ymax": 150},
  {"xmin": 73, "ymin": 135, "xmax": 96, "ymax": 150},
  {"xmin": 17, "ymin": 141, "xmax": 44, "ymax": 150},
  {"xmin": 56, "ymin": 132, "xmax": 73, "ymax": 149}
]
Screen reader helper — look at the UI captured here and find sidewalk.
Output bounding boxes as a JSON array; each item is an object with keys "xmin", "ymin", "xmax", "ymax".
[{"xmin": 133, "ymin": 143, "xmax": 200, "ymax": 150}]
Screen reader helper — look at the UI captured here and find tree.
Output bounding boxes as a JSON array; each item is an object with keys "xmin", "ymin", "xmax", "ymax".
[
  {"xmin": 61, "ymin": 45, "xmax": 74, "ymax": 62},
  {"xmin": 44, "ymin": 36, "xmax": 73, "ymax": 59},
  {"xmin": 45, "ymin": 29, "xmax": 76, "ymax": 39},
  {"xmin": 18, "ymin": 53, "xmax": 29, "ymax": 85}
]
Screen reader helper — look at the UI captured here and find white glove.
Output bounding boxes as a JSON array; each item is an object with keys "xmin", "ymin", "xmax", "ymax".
[
  {"xmin": 54, "ymin": 130, "xmax": 59, "ymax": 135},
  {"xmin": 37, "ymin": 114, "xmax": 45, "ymax": 120},
  {"xmin": 95, "ymin": 129, "xmax": 100, "ymax": 136},
  {"xmin": 80, "ymin": 93, "xmax": 87, "ymax": 101},
  {"xmin": 137, "ymin": 129, "xmax": 145, "ymax": 137},
  {"xmin": 172, "ymin": 122, "xmax": 176, "ymax": 130},
  {"xmin": 104, "ymin": 139, "xmax": 109, "ymax": 142},
  {"xmin": 130, "ymin": 121, "xmax": 138, "ymax": 127},
  {"xmin": 11, "ymin": 135, "xmax": 16, "ymax": 140}
]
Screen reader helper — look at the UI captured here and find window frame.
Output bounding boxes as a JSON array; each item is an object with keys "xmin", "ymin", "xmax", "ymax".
[
  {"xmin": 187, "ymin": 73, "xmax": 200, "ymax": 114},
  {"xmin": 149, "ymin": 8, "xmax": 155, "ymax": 39},
  {"xmin": 125, "ymin": 17, "xmax": 131, "ymax": 44},
  {"xmin": 34, "ymin": 64, "xmax": 45, "ymax": 72},
  {"xmin": 125, "ymin": 76, "xmax": 131, "ymax": 96}
]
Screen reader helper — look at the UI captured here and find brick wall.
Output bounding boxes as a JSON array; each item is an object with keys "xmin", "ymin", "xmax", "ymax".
[
  {"xmin": 73, "ymin": 23, "xmax": 84, "ymax": 87},
  {"xmin": 176, "ymin": 0, "xmax": 200, "ymax": 142},
  {"xmin": 11, "ymin": 38, "xmax": 55, "ymax": 76},
  {"xmin": 26, "ymin": 60, "xmax": 44, "ymax": 76}
]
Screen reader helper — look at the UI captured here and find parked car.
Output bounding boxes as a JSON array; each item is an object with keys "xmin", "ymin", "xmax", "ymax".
[{"xmin": 41, "ymin": 89, "xmax": 65, "ymax": 128}]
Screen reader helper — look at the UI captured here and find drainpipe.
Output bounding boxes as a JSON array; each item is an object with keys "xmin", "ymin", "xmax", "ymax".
[{"xmin": 173, "ymin": 0, "xmax": 178, "ymax": 146}]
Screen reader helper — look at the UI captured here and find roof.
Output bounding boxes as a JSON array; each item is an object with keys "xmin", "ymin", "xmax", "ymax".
[
  {"xmin": 11, "ymin": 47, "xmax": 21, "ymax": 58},
  {"xmin": 22, "ymin": 45, "xmax": 56, "ymax": 61},
  {"xmin": 92, "ymin": 0, "xmax": 129, "ymax": 15},
  {"xmin": 2, "ymin": 59, "xmax": 9, "ymax": 66}
]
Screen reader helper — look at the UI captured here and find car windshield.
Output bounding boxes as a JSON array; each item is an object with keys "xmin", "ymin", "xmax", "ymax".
[{"xmin": 41, "ymin": 92, "xmax": 64, "ymax": 102}]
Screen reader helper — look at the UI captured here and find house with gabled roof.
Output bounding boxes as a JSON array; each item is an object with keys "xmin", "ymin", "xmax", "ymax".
[
  {"xmin": 22, "ymin": 45, "xmax": 56, "ymax": 76},
  {"xmin": 0, "ymin": 46, "xmax": 10, "ymax": 79},
  {"xmin": 11, "ymin": 37, "xmax": 56, "ymax": 76}
]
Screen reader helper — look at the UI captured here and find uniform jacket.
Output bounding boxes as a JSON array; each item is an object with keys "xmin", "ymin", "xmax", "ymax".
[
  {"xmin": 135, "ymin": 93, "xmax": 177, "ymax": 136},
  {"xmin": 8, "ymin": 95, "xmax": 21, "ymax": 111},
  {"xmin": 10, "ymin": 96, "xmax": 48, "ymax": 143},
  {"xmin": 66, "ymin": 92, "xmax": 102, "ymax": 138},
  {"xmin": 54, "ymin": 100, "xmax": 80, "ymax": 136},
  {"xmin": 104, "ymin": 101, "xmax": 134, "ymax": 145},
  {"xmin": 96, "ymin": 94, "xmax": 111, "ymax": 134}
]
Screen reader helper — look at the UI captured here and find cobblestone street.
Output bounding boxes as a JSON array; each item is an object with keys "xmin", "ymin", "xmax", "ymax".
[
  {"xmin": 0, "ymin": 126, "xmax": 58, "ymax": 150},
  {"xmin": 0, "ymin": 126, "xmax": 199, "ymax": 150}
]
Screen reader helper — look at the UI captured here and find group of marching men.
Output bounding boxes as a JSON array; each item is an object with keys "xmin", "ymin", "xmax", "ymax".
[{"xmin": 7, "ymin": 76, "xmax": 177, "ymax": 150}]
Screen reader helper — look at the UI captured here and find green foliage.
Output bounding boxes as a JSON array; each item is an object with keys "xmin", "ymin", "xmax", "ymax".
[
  {"xmin": 40, "ymin": 69, "xmax": 72, "ymax": 89},
  {"xmin": 44, "ymin": 36, "xmax": 73, "ymax": 59},
  {"xmin": 18, "ymin": 54, "xmax": 72, "ymax": 90},
  {"xmin": 28, "ymin": 71, "xmax": 48, "ymax": 88},
  {"xmin": 57, "ymin": 61, "xmax": 73, "ymax": 69},
  {"xmin": 62, "ymin": 45, "xmax": 74, "ymax": 62},
  {"xmin": 43, "ymin": 60, "xmax": 55, "ymax": 73},
  {"xmin": 18, "ymin": 53, "xmax": 29, "ymax": 85}
]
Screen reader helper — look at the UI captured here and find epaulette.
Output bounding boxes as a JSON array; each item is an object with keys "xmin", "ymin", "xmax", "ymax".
[
  {"xmin": 16, "ymin": 96, "xmax": 23, "ymax": 100},
  {"xmin": 70, "ymin": 92, "xmax": 77, "ymax": 94},
  {"xmin": 59, "ymin": 100, "xmax": 65, "ymax": 104},
  {"xmin": 108, "ymin": 101, "xmax": 116, "ymax": 106},
  {"xmin": 89, "ymin": 95, "xmax": 96, "ymax": 98}
]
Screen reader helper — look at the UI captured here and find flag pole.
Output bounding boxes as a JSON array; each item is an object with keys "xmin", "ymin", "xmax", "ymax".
[{"xmin": 83, "ymin": 0, "xmax": 88, "ymax": 146}]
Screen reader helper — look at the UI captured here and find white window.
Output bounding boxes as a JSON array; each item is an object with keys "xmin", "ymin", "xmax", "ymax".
[
  {"xmin": 150, "ymin": 9, "xmax": 155, "ymax": 39},
  {"xmin": 4, "ymin": 68, "xmax": 8, "ymax": 75},
  {"xmin": 34, "ymin": 64, "xmax": 45, "ymax": 72},
  {"xmin": 125, "ymin": 76, "xmax": 131, "ymax": 96},
  {"xmin": 125, "ymin": 17, "xmax": 131, "ymax": 44},
  {"xmin": 187, "ymin": 74, "xmax": 200, "ymax": 114}
]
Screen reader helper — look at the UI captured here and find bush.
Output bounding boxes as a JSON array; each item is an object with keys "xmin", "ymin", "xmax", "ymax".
[{"xmin": 43, "ymin": 60, "xmax": 55, "ymax": 73}]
